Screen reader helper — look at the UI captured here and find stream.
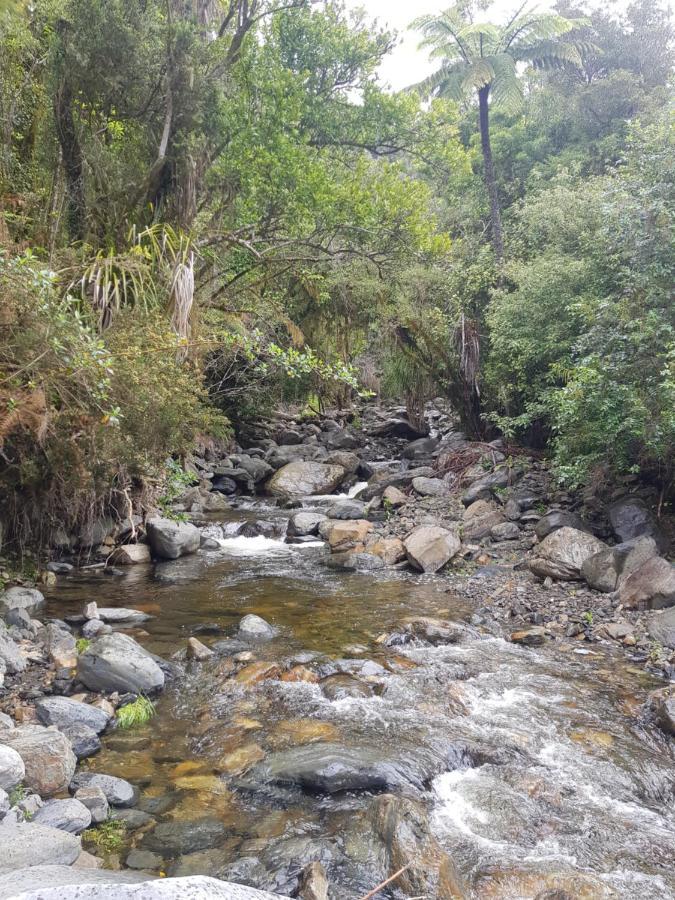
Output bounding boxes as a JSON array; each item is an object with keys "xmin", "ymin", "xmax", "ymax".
[{"xmin": 45, "ymin": 496, "xmax": 675, "ymax": 899}]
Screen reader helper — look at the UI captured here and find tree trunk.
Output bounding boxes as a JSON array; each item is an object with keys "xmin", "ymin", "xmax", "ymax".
[
  {"xmin": 53, "ymin": 78, "xmax": 86, "ymax": 241},
  {"xmin": 478, "ymin": 85, "xmax": 504, "ymax": 261}
]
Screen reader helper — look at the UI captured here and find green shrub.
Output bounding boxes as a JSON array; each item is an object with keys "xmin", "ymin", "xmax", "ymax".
[{"xmin": 116, "ymin": 695, "xmax": 155, "ymax": 729}]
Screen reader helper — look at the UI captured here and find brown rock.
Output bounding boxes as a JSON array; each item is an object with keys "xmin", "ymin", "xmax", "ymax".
[
  {"xmin": 510, "ymin": 627, "xmax": 547, "ymax": 647},
  {"xmin": 234, "ymin": 661, "xmax": 280, "ymax": 685},
  {"xmin": 215, "ymin": 743, "xmax": 265, "ymax": 775},
  {"xmin": 618, "ymin": 556, "xmax": 675, "ymax": 610},
  {"xmin": 187, "ymin": 637, "xmax": 214, "ymax": 661},
  {"xmin": 268, "ymin": 720, "xmax": 339, "ymax": 749},
  {"xmin": 383, "ymin": 486, "xmax": 407, "ymax": 508},
  {"xmin": 404, "ymin": 525, "xmax": 461, "ymax": 574},
  {"xmin": 369, "ymin": 537, "xmax": 406, "ymax": 565},
  {"xmin": 280, "ymin": 666, "xmax": 319, "ymax": 683},
  {"xmin": 109, "ymin": 544, "xmax": 151, "ymax": 565},
  {"xmin": 328, "ymin": 519, "xmax": 373, "ymax": 552},
  {"xmin": 298, "ymin": 861, "xmax": 329, "ymax": 900}
]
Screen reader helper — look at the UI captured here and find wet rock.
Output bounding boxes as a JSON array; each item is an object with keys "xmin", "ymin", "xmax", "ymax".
[
  {"xmin": 321, "ymin": 674, "xmax": 374, "ymax": 701},
  {"xmin": 141, "ymin": 817, "xmax": 229, "ymax": 856},
  {"xmin": 0, "ymin": 744, "xmax": 25, "ymax": 791},
  {"xmin": 382, "ymin": 485, "xmax": 407, "ymax": 508},
  {"xmin": 237, "ymin": 520, "xmax": 278, "ymax": 539},
  {"xmin": 369, "ymin": 537, "xmax": 406, "ymax": 565},
  {"xmin": 0, "ymin": 586, "xmax": 45, "ymax": 615},
  {"xmin": 297, "ymin": 861, "xmax": 328, "ymax": 900},
  {"xmin": 609, "ymin": 495, "xmax": 668, "ymax": 551},
  {"xmin": 534, "ymin": 511, "xmax": 587, "ymax": 541},
  {"xmin": 326, "ymin": 551, "xmax": 385, "ymax": 571},
  {"xmin": 325, "ymin": 499, "xmax": 365, "ymax": 520},
  {"xmin": 327, "ymin": 519, "xmax": 373, "ymax": 552},
  {"xmin": 77, "ymin": 633, "xmax": 165, "ymax": 694},
  {"xmin": 491, "ymin": 522, "xmax": 520, "ymax": 541},
  {"xmin": 1, "ymin": 725, "xmax": 76, "ymax": 796},
  {"xmin": 510, "ymin": 627, "xmax": 547, "ymax": 647},
  {"xmin": 92, "ymin": 607, "xmax": 151, "ymax": 624},
  {"xmin": 235, "ymin": 662, "xmax": 281, "ymax": 685},
  {"xmin": 412, "ymin": 476, "xmax": 450, "ymax": 497},
  {"xmin": 618, "ymin": 557, "xmax": 675, "ymax": 610},
  {"xmin": 648, "ymin": 606, "xmax": 675, "ymax": 649},
  {"xmin": 126, "ymin": 849, "xmax": 162, "ymax": 870},
  {"xmin": 581, "ymin": 536, "xmax": 658, "ymax": 592},
  {"xmin": 70, "ymin": 773, "xmax": 138, "ymax": 807},
  {"xmin": 110, "ymin": 808, "xmax": 154, "ymax": 829},
  {"xmin": 368, "ymin": 794, "xmax": 465, "ymax": 900},
  {"xmin": 287, "ymin": 511, "xmax": 327, "ymax": 538},
  {"xmin": 0, "ymin": 822, "xmax": 82, "ymax": 868},
  {"xmin": 398, "ymin": 617, "xmax": 464, "ymax": 646},
  {"xmin": 109, "ymin": 544, "xmax": 152, "ymax": 566},
  {"xmin": 216, "ymin": 744, "xmax": 265, "ymax": 776},
  {"xmin": 404, "ymin": 525, "xmax": 461, "ymax": 574},
  {"xmin": 267, "ymin": 720, "xmax": 339, "ymax": 750},
  {"xmin": 238, "ymin": 614, "xmax": 277, "ymax": 642},
  {"xmin": 74, "ymin": 786, "xmax": 109, "ymax": 824},
  {"xmin": 213, "ymin": 638, "xmax": 250, "ymax": 657},
  {"xmin": 187, "ymin": 637, "xmax": 214, "ymax": 661},
  {"xmin": 146, "ymin": 517, "xmax": 201, "ymax": 559},
  {"xmin": 656, "ymin": 697, "xmax": 675, "ymax": 735},
  {"xmin": 529, "ymin": 528, "xmax": 607, "ymax": 581},
  {"xmin": 36, "ymin": 697, "xmax": 110, "ymax": 734},
  {"xmin": 33, "ymin": 798, "xmax": 92, "ymax": 834},
  {"xmin": 267, "ymin": 462, "xmax": 345, "ymax": 497},
  {"xmin": 462, "ymin": 468, "xmax": 511, "ymax": 506}
]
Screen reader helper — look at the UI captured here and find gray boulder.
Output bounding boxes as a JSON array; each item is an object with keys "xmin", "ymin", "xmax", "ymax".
[
  {"xmin": 412, "ymin": 477, "xmax": 450, "ymax": 498},
  {"xmin": 267, "ymin": 462, "xmax": 345, "ymax": 497},
  {"xmin": 490, "ymin": 521, "xmax": 521, "ymax": 542},
  {"xmin": 461, "ymin": 468, "xmax": 511, "ymax": 506},
  {"xmin": 94, "ymin": 608, "xmax": 151, "ymax": 624},
  {"xmin": 534, "ymin": 510, "xmax": 587, "ymax": 541},
  {"xmin": 238, "ymin": 615, "xmax": 277, "ymax": 642},
  {"xmin": 0, "ymin": 744, "xmax": 25, "ymax": 791},
  {"xmin": 0, "ymin": 822, "xmax": 81, "ymax": 868},
  {"xmin": 402, "ymin": 437, "xmax": 439, "ymax": 460},
  {"xmin": 656, "ymin": 698, "xmax": 675, "ymax": 735},
  {"xmin": 404, "ymin": 526, "xmax": 461, "ymax": 574},
  {"xmin": 0, "ymin": 788, "xmax": 8, "ymax": 819},
  {"xmin": 140, "ymin": 818, "xmax": 229, "ymax": 856},
  {"xmin": 618, "ymin": 557, "xmax": 675, "ymax": 610},
  {"xmin": 1, "ymin": 725, "xmax": 76, "ymax": 797},
  {"xmin": 78, "ymin": 633, "xmax": 165, "ymax": 694},
  {"xmin": 325, "ymin": 499, "xmax": 365, "ymax": 520},
  {"xmin": 62, "ymin": 724, "xmax": 101, "ymax": 760},
  {"xmin": 648, "ymin": 606, "xmax": 675, "ymax": 649},
  {"xmin": 581, "ymin": 537, "xmax": 658, "ymax": 593},
  {"xmin": 323, "ymin": 451, "xmax": 359, "ymax": 474},
  {"xmin": 146, "ymin": 518, "xmax": 200, "ymax": 560},
  {"xmin": 529, "ymin": 527, "xmax": 608, "ymax": 581},
  {"xmin": 74, "ymin": 786, "xmax": 109, "ymax": 824},
  {"xmin": 0, "ymin": 586, "xmax": 45, "ymax": 616},
  {"xmin": 325, "ymin": 552, "xmax": 386, "ymax": 572},
  {"xmin": 286, "ymin": 511, "xmax": 327, "ymax": 538},
  {"xmin": 36, "ymin": 697, "xmax": 110, "ymax": 735},
  {"xmin": 462, "ymin": 500, "xmax": 505, "ymax": 541},
  {"xmin": 70, "ymin": 772, "xmax": 137, "ymax": 808},
  {"xmin": 33, "ymin": 799, "xmax": 92, "ymax": 834},
  {"xmin": 0, "ymin": 625, "xmax": 26, "ymax": 674},
  {"xmin": 609, "ymin": 496, "xmax": 668, "ymax": 551}
]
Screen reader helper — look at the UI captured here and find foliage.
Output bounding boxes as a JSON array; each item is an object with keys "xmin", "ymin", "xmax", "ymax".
[
  {"xmin": 116, "ymin": 695, "xmax": 156, "ymax": 729},
  {"xmin": 82, "ymin": 817, "xmax": 126, "ymax": 854},
  {"xmin": 75, "ymin": 638, "xmax": 90, "ymax": 654}
]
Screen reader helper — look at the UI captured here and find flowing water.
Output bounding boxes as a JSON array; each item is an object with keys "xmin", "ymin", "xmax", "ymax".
[{"xmin": 45, "ymin": 498, "xmax": 675, "ymax": 899}]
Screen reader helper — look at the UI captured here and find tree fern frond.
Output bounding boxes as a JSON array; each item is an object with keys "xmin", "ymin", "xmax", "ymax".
[
  {"xmin": 489, "ymin": 54, "xmax": 524, "ymax": 114},
  {"xmin": 515, "ymin": 40, "xmax": 583, "ymax": 69},
  {"xmin": 407, "ymin": 60, "xmax": 468, "ymax": 98},
  {"xmin": 461, "ymin": 59, "xmax": 495, "ymax": 93}
]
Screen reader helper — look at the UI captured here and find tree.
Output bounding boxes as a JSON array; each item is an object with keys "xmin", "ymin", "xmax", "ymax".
[{"xmin": 411, "ymin": 1, "xmax": 585, "ymax": 260}]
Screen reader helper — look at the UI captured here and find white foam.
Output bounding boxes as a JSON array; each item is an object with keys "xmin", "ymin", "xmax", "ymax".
[{"xmin": 216, "ymin": 535, "xmax": 289, "ymax": 554}]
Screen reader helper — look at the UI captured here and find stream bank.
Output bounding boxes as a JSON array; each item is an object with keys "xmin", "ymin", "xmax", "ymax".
[{"xmin": 0, "ymin": 401, "xmax": 673, "ymax": 899}]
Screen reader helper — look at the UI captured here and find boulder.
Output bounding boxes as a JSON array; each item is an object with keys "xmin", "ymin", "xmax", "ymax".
[
  {"xmin": 534, "ymin": 510, "xmax": 587, "ymax": 541},
  {"xmin": 94, "ymin": 608, "xmax": 151, "ymax": 624},
  {"xmin": 35, "ymin": 697, "xmax": 109, "ymax": 735},
  {"xmin": 404, "ymin": 526, "xmax": 461, "ymax": 574},
  {"xmin": 327, "ymin": 520, "xmax": 373, "ymax": 552},
  {"xmin": 618, "ymin": 557, "xmax": 675, "ymax": 610},
  {"xmin": 326, "ymin": 552, "xmax": 385, "ymax": 572},
  {"xmin": 1, "ymin": 725, "xmax": 76, "ymax": 796},
  {"xmin": 325, "ymin": 499, "xmax": 365, "ymax": 520},
  {"xmin": 490, "ymin": 522, "xmax": 520, "ymax": 541},
  {"xmin": 321, "ymin": 428, "xmax": 361, "ymax": 451},
  {"xmin": 63, "ymin": 724, "xmax": 101, "ymax": 759},
  {"xmin": 146, "ymin": 518, "xmax": 201, "ymax": 560},
  {"xmin": 412, "ymin": 477, "xmax": 450, "ymax": 498},
  {"xmin": 369, "ymin": 538, "xmax": 406, "ymax": 566},
  {"xmin": 402, "ymin": 437, "xmax": 439, "ymax": 460},
  {"xmin": 267, "ymin": 462, "xmax": 345, "ymax": 497},
  {"xmin": 382, "ymin": 486, "xmax": 407, "ymax": 508},
  {"xmin": 581, "ymin": 537, "xmax": 658, "ymax": 593},
  {"xmin": 609, "ymin": 496, "xmax": 668, "ymax": 551},
  {"xmin": 656, "ymin": 697, "xmax": 675, "ymax": 735},
  {"xmin": 238, "ymin": 457, "xmax": 274, "ymax": 484},
  {"xmin": 529, "ymin": 527, "xmax": 608, "ymax": 581},
  {"xmin": 462, "ymin": 500, "xmax": 505, "ymax": 542},
  {"xmin": 0, "ymin": 822, "xmax": 81, "ymax": 868},
  {"xmin": 461, "ymin": 468, "xmax": 511, "ymax": 506},
  {"xmin": 369, "ymin": 417, "xmax": 428, "ymax": 439},
  {"xmin": 360, "ymin": 467, "xmax": 435, "ymax": 501},
  {"xmin": 287, "ymin": 512, "xmax": 327, "ymax": 538},
  {"xmin": 77, "ymin": 633, "xmax": 165, "ymax": 694},
  {"xmin": 238, "ymin": 615, "xmax": 277, "ymax": 642},
  {"xmin": 266, "ymin": 444, "xmax": 327, "ymax": 469},
  {"xmin": 323, "ymin": 451, "xmax": 359, "ymax": 474},
  {"xmin": 43, "ymin": 624, "xmax": 77, "ymax": 670},
  {"xmin": 74, "ymin": 786, "xmax": 109, "ymax": 824},
  {"xmin": 109, "ymin": 544, "xmax": 152, "ymax": 566},
  {"xmin": 0, "ymin": 744, "xmax": 25, "ymax": 792},
  {"xmin": 0, "ymin": 625, "xmax": 26, "ymax": 674},
  {"xmin": 140, "ymin": 818, "xmax": 229, "ymax": 856},
  {"xmin": 648, "ymin": 606, "xmax": 675, "ymax": 649},
  {"xmin": 0, "ymin": 586, "xmax": 45, "ymax": 616},
  {"xmin": 33, "ymin": 799, "xmax": 92, "ymax": 834},
  {"xmin": 297, "ymin": 861, "xmax": 328, "ymax": 900},
  {"xmin": 70, "ymin": 773, "xmax": 137, "ymax": 808}
]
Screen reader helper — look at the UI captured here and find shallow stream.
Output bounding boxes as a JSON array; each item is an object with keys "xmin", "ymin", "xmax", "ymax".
[{"xmin": 46, "ymin": 498, "xmax": 675, "ymax": 899}]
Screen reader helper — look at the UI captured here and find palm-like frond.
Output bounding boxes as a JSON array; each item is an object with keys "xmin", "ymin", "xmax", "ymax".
[
  {"xmin": 514, "ymin": 39, "xmax": 583, "ymax": 69},
  {"xmin": 408, "ymin": 59, "xmax": 469, "ymax": 101}
]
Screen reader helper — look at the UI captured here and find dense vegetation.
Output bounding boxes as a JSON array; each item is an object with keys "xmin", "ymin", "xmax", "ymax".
[{"xmin": 0, "ymin": 0, "xmax": 673, "ymax": 548}]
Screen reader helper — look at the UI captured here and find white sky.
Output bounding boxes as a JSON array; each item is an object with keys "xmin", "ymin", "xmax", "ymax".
[{"xmin": 346, "ymin": 1, "xmax": 626, "ymax": 91}]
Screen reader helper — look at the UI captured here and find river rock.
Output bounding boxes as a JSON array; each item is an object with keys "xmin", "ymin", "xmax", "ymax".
[
  {"xmin": 402, "ymin": 437, "xmax": 439, "ymax": 460},
  {"xmin": 412, "ymin": 476, "xmax": 450, "ymax": 497},
  {"xmin": 238, "ymin": 614, "xmax": 277, "ymax": 642},
  {"xmin": 268, "ymin": 462, "xmax": 345, "ymax": 497},
  {"xmin": 278, "ymin": 429, "xmax": 303, "ymax": 445},
  {"xmin": 534, "ymin": 510, "xmax": 587, "ymax": 540},
  {"xmin": 321, "ymin": 674, "xmax": 374, "ymax": 701},
  {"xmin": 0, "ymin": 586, "xmax": 45, "ymax": 616},
  {"xmin": 656, "ymin": 697, "xmax": 675, "ymax": 735},
  {"xmin": 109, "ymin": 544, "xmax": 152, "ymax": 566},
  {"xmin": 126, "ymin": 849, "xmax": 163, "ymax": 870},
  {"xmin": 70, "ymin": 772, "xmax": 137, "ymax": 807},
  {"xmin": 360, "ymin": 467, "xmax": 435, "ymax": 501},
  {"xmin": 187, "ymin": 637, "xmax": 213, "ymax": 661},
  {"xmin": 74, "ymin": 786, "xmax": 109, "ymax": 824},
  {"xmin": 0, "ymin": 822, "xmax": 82, "ymax": 868},
  {"xmin": 324, "ymin": 451, "xmax": 359, "ymax": 474},
  {"xmin": 146, "ymin": 517, "xmax": 201, "ymax": 559},
  {"xmin": 33, "ymin": 799, "xmax": 92, "ymax": 834},
  {"xmin": 0, "ymin": 744, "xmax": 25, "ymax": 791},
  {"xmin": 404, "ymin": 525, "xmax": 461, "ymax": 574},
  {"xmin": 617, "ymin": 557, "xmax": 675, "ymax": 610},
  {"xmin": 297, "ymin": 861, "xmax": 328, "ymax": 900},
  {"xmin": 529, "ymin": 527, "xmax": 607, "ymax": 581},
  {"xmin": 510, "ymin": 627, "xmax": 547, "ymax": 646},
  {"xmin": 42, "ymin": 624, "xmax": 77, "ymax": 670},
  {"xmin": 648, "ymin": 606, "xmax": 675, "ymax": 649},
  {"xmin": 369, "ymin": 538, "xmax": 406, "ymax": 565},
  {"xmin": 95, "ymin": 607, "xmax": 151, "ymax": 624},
  {"xmin": 325, "ymin": 499, "xmax": 365, "ymax": 520},
  {"xmin": 370, "ymin": 417, "xmax": 428, "ymax": 439},
  {"xmin": 462, "ymin": 500, "xmax": 505, "ymax": 541},
  {"xmin": 326, "ymin": 552, "xmax": 385, "ymax": 572},
  {"xmin": 580, "ymin": 536, "xmax": 658, "ymax": 592},
  {"xmin": 287, "ymin": 512, "xmax": 327, "ymax": 537},
  {"xmin": 322, "ymin": 427, "xmax": 361, "ymax": 451},
  {"xmin": 141, "ymin": 818, "xmax": 229, "ymax": 856},
  {"xmin": 382, "ymin": 486, "xmax": 407, "ymax": 508},
  {"xmin": 608, "ymin": 496, "xmax": 667, "ymax": 551},
  {"xmin": 0, "ymin": 788, "xmax": 8, "ymax": 819},
  {"xmin": 490, "ymin": 521, "xmax": 520, "ymax": 541},
  {"xmin": 461, "ymin": 468, "xmax": 511, "ymax": 505},
  {"xmin": 0, "ymin": 625, "xmax": 26, "ymax": 674},
  {"xmin": 368, "ymin": 794, "xmax": 465, "ymax": 900},
  {"xmin": 77, "ymin": 633, "xmax": 165, "ymax": 694},
  {"xmin": 1, "ymin": 725, "xmax": 76, "ymax": 796},
  {"xmin": 62, "ymin": 724, "xmax": 101, "ymax": 759},
  {"xmin": 36, "ymin": 697, "xmax": 110, "ymax": 734},
  {"xmin": 327, "ymin": 520, "xmax": 373, "ymax": 552}
]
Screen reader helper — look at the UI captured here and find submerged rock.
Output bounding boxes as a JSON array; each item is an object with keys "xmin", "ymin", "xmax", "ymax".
[{"xmin": 141, "ymin": 818, "xmax": 230, "ymax": 856}]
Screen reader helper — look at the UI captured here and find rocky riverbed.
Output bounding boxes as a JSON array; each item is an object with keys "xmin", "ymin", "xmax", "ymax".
[{"xmin": 0, "ymin": 400, "xmax": 673, "ymax": 899}]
